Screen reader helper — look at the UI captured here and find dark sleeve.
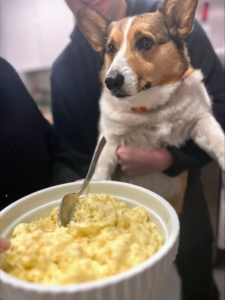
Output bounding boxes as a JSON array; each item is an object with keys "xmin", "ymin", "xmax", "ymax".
[
  {"xmin": 165, "ymin": 20, "xmax": 225, "ymax": 177},
  {"xmin": 50, "ymin": 75, "xmax": 89, "ymax": 155},
  {"xmin": 0, "ymin": 57, "xmax": 87, "ymax": 206},
  {"xmin": 48, "ymin": 126, "xmax": 90, "ymax": 185},
  {"xmin": 51, "ymin": 39, "xmax": 102, "ymax": 158},
  {"xmin": 1, "ymin": 58, "xmax": 87, "ymax": 185}
]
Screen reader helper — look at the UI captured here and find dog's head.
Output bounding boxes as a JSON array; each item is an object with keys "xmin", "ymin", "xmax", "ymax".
[{"xmin": 77, "ymin": 0, "xmax": 198, "ymax": 99}]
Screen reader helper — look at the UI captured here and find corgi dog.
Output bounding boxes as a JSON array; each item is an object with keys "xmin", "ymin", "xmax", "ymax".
[{"xmin": 76, "ymin": 0, "xmax": 225, "ymax": 213}]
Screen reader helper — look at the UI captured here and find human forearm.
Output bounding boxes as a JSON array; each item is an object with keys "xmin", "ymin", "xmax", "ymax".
[{"xmin": 164, "ymin": 20, "xmax": 225, "ymax": 177}]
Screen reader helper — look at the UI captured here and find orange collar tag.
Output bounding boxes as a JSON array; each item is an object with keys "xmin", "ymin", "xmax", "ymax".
[{"xmin": 131, "ymin": 106, "xmax": 150, "ymax": 112}]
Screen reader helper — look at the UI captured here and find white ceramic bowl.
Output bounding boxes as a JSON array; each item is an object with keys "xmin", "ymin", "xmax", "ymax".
[{"xmin": 0, "ymin": 181, "xmax": 179, "ymax": 300}]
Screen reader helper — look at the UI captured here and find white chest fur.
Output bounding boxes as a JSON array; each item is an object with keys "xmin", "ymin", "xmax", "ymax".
[{"xmin": 99, "ymin": 70, "xmax": 211, "ymax": 150}]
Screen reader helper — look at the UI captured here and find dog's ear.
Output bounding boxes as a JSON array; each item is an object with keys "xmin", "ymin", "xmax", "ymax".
[
  {"xmin": 159, "ymin": 0, "xmax": 198, "ymax": 40},
  {"xmin": 76, "ymin": 7, "xmax": 109, "ymax": 52}
]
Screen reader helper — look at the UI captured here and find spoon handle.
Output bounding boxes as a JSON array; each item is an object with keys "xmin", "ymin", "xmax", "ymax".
[{"xmin": 76, "ymin": 135, "xmax": 106, "ymax": 195}]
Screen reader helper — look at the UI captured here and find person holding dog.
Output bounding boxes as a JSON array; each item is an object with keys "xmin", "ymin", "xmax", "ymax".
[{"xmin": 51, "ymin": 0, "xmax": 224, "ymax": 299}]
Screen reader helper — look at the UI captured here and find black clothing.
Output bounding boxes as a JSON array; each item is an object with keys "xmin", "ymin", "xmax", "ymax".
[
  {"xmin": 0, "ymin": 58, "xmax": 88, "ymax": 210},
  {"xmin": 177, "ymin": 169, "xmax": 219, "ymax": 299}
]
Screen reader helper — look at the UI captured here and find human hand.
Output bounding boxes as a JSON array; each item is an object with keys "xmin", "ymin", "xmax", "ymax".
[
  {"xmin": 117, "ymin": 145, "xmax": 174, "ymax": 177},
  {"xmin": 0, "ymin": 237, "xmax": 11, "ymax": 253}
]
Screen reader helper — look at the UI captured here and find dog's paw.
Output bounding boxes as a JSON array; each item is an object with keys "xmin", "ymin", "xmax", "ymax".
[
  {"xmin": 218, "ymin": 155, "xmax": 225, "ymax": 171},
  {"xmin": 92, "ymin": 168, "xmax": 111, "ymax": 181}
]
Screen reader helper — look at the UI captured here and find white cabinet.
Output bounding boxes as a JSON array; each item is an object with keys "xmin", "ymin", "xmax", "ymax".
[{"xmin": 0, "ymin": 0, "xmax": 74, "ymax": 72}]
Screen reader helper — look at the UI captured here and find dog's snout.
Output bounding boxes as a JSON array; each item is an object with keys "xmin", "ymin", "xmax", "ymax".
[{"xmin": 105, "ymin": 72, "xmax": 124, "ymax": 91}]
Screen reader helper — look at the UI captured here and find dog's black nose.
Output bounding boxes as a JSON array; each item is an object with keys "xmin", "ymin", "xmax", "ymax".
[{"xmin": 105, "ymin": 72, "xmax": 124, "ymax": 91}]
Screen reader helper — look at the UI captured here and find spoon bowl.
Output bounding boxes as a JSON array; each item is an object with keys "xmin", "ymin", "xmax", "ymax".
[{"xmin": 58, "ymin": 135, "xmax": 106, "ymax": 226}]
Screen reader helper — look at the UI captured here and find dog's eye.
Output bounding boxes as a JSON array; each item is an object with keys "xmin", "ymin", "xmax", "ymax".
[
  {"xmin": 107, "ymin": 44, "xmax": 116, "ymax": 56},
  {"xmin": 136, "ymin": 37, "xmax": 152, "ymax": 51}
]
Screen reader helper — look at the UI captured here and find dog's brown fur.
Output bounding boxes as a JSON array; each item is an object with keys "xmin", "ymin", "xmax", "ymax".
[{"xmin": 77, "ymin": 0, "xmax": 196, "ymax": 90}]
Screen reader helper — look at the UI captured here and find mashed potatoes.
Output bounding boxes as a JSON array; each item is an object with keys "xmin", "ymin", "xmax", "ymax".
[{"xmin": 1, "ymin": 193, "xmax": 163, "ymax": 285}]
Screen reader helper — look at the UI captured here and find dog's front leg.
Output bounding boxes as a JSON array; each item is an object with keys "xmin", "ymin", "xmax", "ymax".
[
  {"xmin": 190, "ymin": 115, "xmax": 225, "ymax": 170},
  {"xmin": 92, "ymin": 142, "xmax": 118, "ymax": 180}
]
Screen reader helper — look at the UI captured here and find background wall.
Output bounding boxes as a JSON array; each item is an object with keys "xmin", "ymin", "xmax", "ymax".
[
  {"xmin": 0, "ymin": 0, "xmax": 74, "ymax": 72},
  {"xmin": 0, "ymin": 0, "xmax": 75, "ymax": 123}
]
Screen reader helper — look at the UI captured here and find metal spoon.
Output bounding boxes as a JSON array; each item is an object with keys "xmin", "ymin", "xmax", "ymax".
[{"xmin": 58, "ymin": 135, "xmax": 106, "ymax": 227}]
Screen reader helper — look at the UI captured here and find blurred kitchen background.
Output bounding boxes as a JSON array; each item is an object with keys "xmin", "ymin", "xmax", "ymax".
[
  {"xmin": 0, "ymin": 0, "xmax": 75, "ymax": 123},
  {"xmin": 0, "ymin": 0, "xmax": 224, "ymax": 299}
]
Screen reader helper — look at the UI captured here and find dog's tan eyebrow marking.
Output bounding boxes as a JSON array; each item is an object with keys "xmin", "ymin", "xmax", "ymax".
[
  {"xmin": 133, "ymin": 30, "xmax": 156, "ymax": 43},
  {"xmin": 131, "ymin": 13, "xmax": 171, "ymax": 45},
  {"xmin": 106, "ymin": 28, "xmax": 124, "ymax": 54},
  {"xmin": 107, "ymin": 22, "xmax": 115, "ymax": 35},
  {"xmin": 114, "ymin": 18, "xmax": 129, "ymax": 31},
  {"xmin": 106, "ymin": 18, "xmax": 134, "ymax": 53},
  {"xmin": 107, "ymin": 37, "xmax": 115, "ymax": 45},
  {"xmin": 105, "ymin": 16, "xmax": 138, "ymax": 94}
]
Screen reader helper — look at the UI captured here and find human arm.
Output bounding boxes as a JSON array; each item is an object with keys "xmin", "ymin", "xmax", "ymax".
[
  {"xmin": 118, "ymin": 21, "xmax": 224, "ymax": 177},
  {"xmin": 118, "ymin": 20, "xmax": 224, "ymax": 178},
  {"xmin": 165, "ymin": 20, "xmax": 224, "ymax": 176},
  {"xmin": 117, "ymin": 111, "xmax": 225, "ymax": 177}
]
